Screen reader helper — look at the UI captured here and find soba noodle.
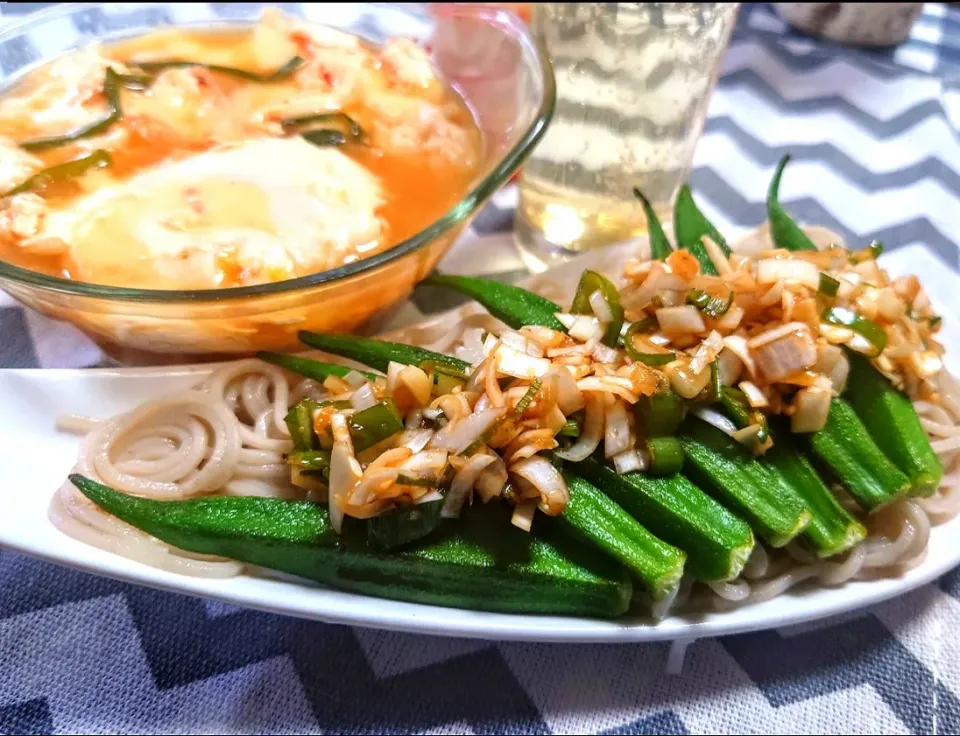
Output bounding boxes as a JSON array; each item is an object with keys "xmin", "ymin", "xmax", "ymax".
[{"xmin": 51, "ymin": 231, "xmax": 960, "ymax": 618}]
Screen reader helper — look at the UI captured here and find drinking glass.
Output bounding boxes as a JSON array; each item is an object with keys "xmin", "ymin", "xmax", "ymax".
[{"xmin": 515, "ymin": 2, "xmax": 739, "ymax": 270}]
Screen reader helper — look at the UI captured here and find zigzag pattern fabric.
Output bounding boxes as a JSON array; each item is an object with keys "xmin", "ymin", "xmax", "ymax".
[{"xmin": 1, "ymin": 3, "xmax": 960, "ymax": 734}]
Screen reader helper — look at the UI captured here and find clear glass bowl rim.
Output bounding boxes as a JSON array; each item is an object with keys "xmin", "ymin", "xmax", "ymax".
[{"xmin": 0, "ymin": 1, "xmax": 555, "ymax": 303}]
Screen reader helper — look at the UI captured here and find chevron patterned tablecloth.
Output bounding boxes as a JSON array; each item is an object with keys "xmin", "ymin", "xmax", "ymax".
[{"xmin": 2, "ymin": 3, "xmax": 960, "ymax": 735}]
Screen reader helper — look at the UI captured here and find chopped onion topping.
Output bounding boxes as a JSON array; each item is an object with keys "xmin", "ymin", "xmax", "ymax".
[
  {"xmin": 555, "ymin": 392, "xmax": 604, "ymax": 461},
  {"xmin": 756, "ymin": 258, "xmax": 820, "ymax": 289},
  {"xmin": 692, "ymin": 406, "xmax": 739, "ymax": 438},
  {"xmin": 791, "ymin": 383, "xmax": 832, "ymax": 433},
  {"xmin": 455, "ymin": 327, "xmax": 486, "ymax": 365},
  {"xmin": 510, "ymin": 456, "xmax": 569, "ymax": 515},
  {"xmin": 495, "ymin": 344, "xmax": 552, "ymax": 379},
  {"xmin": 428, "ymin": 406, "xmax": 505, "ymax": 454},
  {"xmin": 656, "ymin": 305, "xmax": 706, "ymax": 335},
  {"xmin": 556, "ymin": 312, "xmax": 605, "ymax": 342},
  {"xmin": 666, "ymin": 361, "xmax": 712, "ymax": 400},
  {"xmin": 549, "ymin": 366, "xmax": 585, "ymax": 414},
  {"xmin": 500, "ymin": 330, "xmax": 543, "ymax": 358},
  {"xmin": 909, "ymin": 350, "xmax": 943, "ymax": 380},
  {"xmin": 399, "ymin": 427, "xmax": 434, "ymax": 453},
  {"xmin": 748, "ymin": 322, "xmax": 817, "ymax": 382},
  {"xmin": 716, "ymin": 348, "xmax": 743, "ymax": 387},
  {"xmin": 511, "ymin": 502, "xmax": 537, "ymax": 532},
  {"xmin": 723, "ymin": 335, "xmax": 758, "ymax": 379},
  {"xmin": 441, "ymin": 454, "xmax": 496, "ymax": 518},
  {"xmin": 415, "ymin": 489, "xmax": 444, "ymax": 504},
  {"xmin": 350, "ymin": 383, "xmax": 378, "ymax": 412},
  {"xmin": 592, "ymin": 342, "xmax": 620, "ymax": 364},
  {"xmin": 475, "ymin": 453, "xmax": 508, "ymax": 502},
  {"xmin": 715, "ymin": 304, "xmax": 744, "ymax": 332},
  {"xmin": 343, "ymin": 370, "xmax": 369, "ymax": 389},
  {"xmin": 702, "ymin": 235, "xmax": 732, "ymax": 275},
  {"xmin": 329, "ymin": 416, "xmax": 363, "ymax": 534},
  {"xmin": 688, "ymin": 330, "xmax": 724, "ymax": 375},
  {"xmin": 397, "ymin": 449, "xmax": 449, "ymax": 481},
  {"xmin": 589, "ymin": 289, "xmax": 614, "ymax": 322},
  {"xmin": 739, "ymin": 381, "xmax": 769, "ymax": 408},
  {"xmin": 732, "ymin": 424, "xmax": 763, "ymax": 444},
  {"xmin": 612, "ymin": 448, "xmax": 646, "ymax": 475},
  {"xmin": 604, "ymin": 398, "xmax": 632, "ymax": 458}
]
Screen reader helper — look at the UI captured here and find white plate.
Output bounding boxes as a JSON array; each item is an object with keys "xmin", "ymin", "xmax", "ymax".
[{"xmin": 2, "ymin": 239, "xmax": 959, "ymax": 643}]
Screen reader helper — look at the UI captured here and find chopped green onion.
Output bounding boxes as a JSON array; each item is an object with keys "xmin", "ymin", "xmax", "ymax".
[
  {"xmin": 717, "ymin": 386, "xmax": 770, "ymax": 447},
  {"xmin": 818, "ymin": 273, "xmax": 840, "ymax": 297},
  {"xmin": 636, "ymin": 389, "xmax": 685, "ymax": 437},
  {"xmin": 3, "ymin": 149, "xmax": 112, "ymax": 198},
  {"xmin": 618, "ymin": 317, "xmax": 656, "ymax": 348},
  {"xmin": 513, "ymin": 378, "xmax": 542, "ymax": 418},
  {"xmin": 623, "ymin": 321, "xmax": 675, "ymax": 365},
  {"xmin": 560, "ymin": 417, "xmax": 581, "ymax": 438},
  {"xmin": 420, "ymin": 359, "xmax": 467, "ymax": 395},
  {"xmin": 704, "ymin": 360, "xmax": 721, "ymax": 403},
  {"xmin": 350, "ymin": 401, "xmax": 404, "ymax": 452},
  {"xmin": 395, "ymin": 475, "xmax": 439, "ymax": 488},
  {"xmin": 823, "ymin": 306, "xmax": 888, "ymax": 355},
  {"xmin": 647, "ymin": 436, "xmax": 685, "ymax": 476},
  {"xmin": 366, "ymin": 500, "xmax": 445, "ymax": 550},
  {"xmin": 132, "ymin": 55, "xmax": 305, "ymax": 83},
  {"xmin": 321, "ymin": 400, "xmax": 353, "ymax": 410},
  {"xmin": 571, "ymin": 270, "xmax": 624, "ymax": 347},
  {"xmin": 20, "ymin": 68, "xmax": 123, "ymax": 151},
  {"xmin": 463, "ymin": 417, "xmax": 505, "ymax": 456},
  {"xmin": 864, "ymin": 240, "xmax": 884, "ymax": 260},
  {"xmin": 632, "ymin": 352, "xmax": 676, "ymax": 367},
  {"xmin": 281, "ymin": 111, "xmax": 365, "ymax": 140},
  {"xmin": 929, "ymin": 316, "xmax": 942, "ymax": 330},
  {"xmin": 285, "ymin": 400, "xmax": 319, "ymax": 452},
  {"xmin": 287, "ymin": 450, "xmax": 331, "ymax": 472},
  {"xmin": 115, "ymin": 72, "xmax": 155, "ymax": 91},
  {"xmin": 419, "ymin": 360, "xmax": 468, "ymax": 380},
  {"xmin": 435, "ymin": 373, "xmax": 465, "ymax": 396},
  {"xmin": 301, "ymin": 129, "xmax": 347, "ymax": 147},
  {"xmin": 718, "ymin": 387, "xmax": 751, "ymax": 427},
  {"xmin": 687, "ymin": 288, "xmax": 733, "ymax": 318}
]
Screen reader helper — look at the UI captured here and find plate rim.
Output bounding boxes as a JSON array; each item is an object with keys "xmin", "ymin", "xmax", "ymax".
[{"xmin": 2, "ymin": 238, "xmax": 959, "ymax": 643}]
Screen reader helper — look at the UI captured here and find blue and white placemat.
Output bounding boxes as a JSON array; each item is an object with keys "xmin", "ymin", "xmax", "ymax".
[{"xmin": 2, "ymin": 4, "xmax": 960, "ymax": 734}]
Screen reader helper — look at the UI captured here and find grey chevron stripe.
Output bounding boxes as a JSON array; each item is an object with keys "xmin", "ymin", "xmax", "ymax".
[
  {"xmin": 0, "ymin": 698, "xmax": 53, "ymax": 736},
  {"xmin": 718, "ymin": 68, "xmax": 953, "ymax": 138},
  {"xmin": 551, "ymin": 68, "xmax": 948, "ymax": 144},
  {"xmin": 731, "ymin": 12, "xmax": 915, "ymax": 80},
  {"xmin": 704, "ymin": 116, "xmax": 960, "ymax": 195},
  {"xmin": 730, "ymin": 24, "xmax": 929, "ymax": 81},
  {"xmin": 600, "ymin": 711, "xmax": 689, "ymax": 735},
  {"xmin": 722, "ymin": 613, "xmax": 960, "ymax": 734},
  {"xmin": 688, "ymin": 167, "xmax": 960, "ymax": 269},
  {"xmin": 553, "ymin": 98, "xmax": 702, "ymax": 139},
  {"xmin": 940, "ymin": 567, "xmax": 960, "ymax": 601},
  {"xmin": 549, "ymin": 55, "xmax": 696, "ymax": 92}
]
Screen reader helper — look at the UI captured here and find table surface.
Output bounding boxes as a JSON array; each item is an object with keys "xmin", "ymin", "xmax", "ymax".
[{"xmin": 2, "ymin": 3, "xmax": 960, "ymax": 734}]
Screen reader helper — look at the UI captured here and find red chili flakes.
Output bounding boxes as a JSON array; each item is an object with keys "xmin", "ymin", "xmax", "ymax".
[{"xmin": 183, "ymin": 186, "xmax": 204, "ymax": 214}]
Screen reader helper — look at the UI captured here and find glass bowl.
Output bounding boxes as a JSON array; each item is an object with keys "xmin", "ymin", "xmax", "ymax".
[{"xmin": 0, "ymin": 2, "xmax": 555, "ymax": 365}]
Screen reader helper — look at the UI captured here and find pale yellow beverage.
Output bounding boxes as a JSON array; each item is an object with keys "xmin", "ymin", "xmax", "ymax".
[{"xmin": 516, "ymin": 3, "xmax": 739, "ymax": 270}]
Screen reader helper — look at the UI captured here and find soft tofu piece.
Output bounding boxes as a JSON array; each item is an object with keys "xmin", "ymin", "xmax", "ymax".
[
  {"xmin": 0, "ymin": 49, "xmax": 115, "ymax": 133},
  {"xmin": 40, "ymin": 137, "xmax": 384, "ymax": 289},
  {"xmin": 0, "ymin": 136, "xmax": 41, "ymax": 192}
]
